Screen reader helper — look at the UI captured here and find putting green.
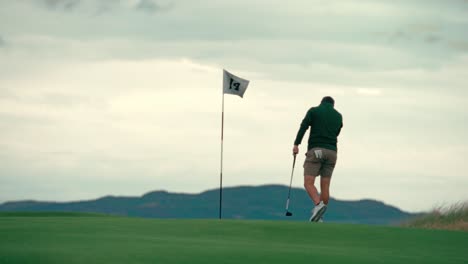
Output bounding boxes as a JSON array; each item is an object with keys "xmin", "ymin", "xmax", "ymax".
[{"xmin": 1, "ymin": 213, "xmax": 467, "ymax": 264}]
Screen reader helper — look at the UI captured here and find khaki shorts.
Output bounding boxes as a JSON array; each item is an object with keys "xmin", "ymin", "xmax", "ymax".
[{"xmin": 304, "ymin": 148, "xmax": 337, "ymax": 178}]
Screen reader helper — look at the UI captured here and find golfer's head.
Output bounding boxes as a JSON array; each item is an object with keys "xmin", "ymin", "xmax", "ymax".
[{"xmin": 321, "ymin": 96, "xmax": 335, "ymax": 106}]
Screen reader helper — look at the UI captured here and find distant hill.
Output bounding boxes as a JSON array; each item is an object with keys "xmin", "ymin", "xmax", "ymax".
[{"xmin": 0, "ymin": 185, "xmax": 414, "ymax": 224}]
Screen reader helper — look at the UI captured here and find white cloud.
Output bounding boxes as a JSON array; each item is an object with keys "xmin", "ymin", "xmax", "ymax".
[
  {"xmin": 1, "ymin": 56, "xmax": 467, "ymax": 212},
  {"xmin": 356, "ymin": 88, "xmax": 382, "ymax": 96},
  {"xmin": 0, "ymin": 0, "xmax": 467, "ymax": 211}
]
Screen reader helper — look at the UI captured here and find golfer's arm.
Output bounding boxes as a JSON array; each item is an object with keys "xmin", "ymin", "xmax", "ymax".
[
  {"xmin": 337, "ymin": 123, "xmax": 343, "ymax": 136},
  {"xmin": 294, "ymin": 111, "xmax": 312, "ymax": 146}
]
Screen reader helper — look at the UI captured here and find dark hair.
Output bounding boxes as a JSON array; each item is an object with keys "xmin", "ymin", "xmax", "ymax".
[{"xmin": 321, "ymin": 96, "xmax": 335, "ymax": 106}]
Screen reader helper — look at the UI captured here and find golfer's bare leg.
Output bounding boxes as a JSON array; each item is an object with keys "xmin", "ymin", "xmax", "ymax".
[
  {"xmin": 304, "ymin": 175, "xmax": 321, "ymax": 205},
  {"xmin": 320, "ymin": 177, "xmax": 331, "ymax": 205}
]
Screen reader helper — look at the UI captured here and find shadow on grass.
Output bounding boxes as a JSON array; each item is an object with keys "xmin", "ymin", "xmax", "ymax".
[{"xmin": 0, "ymin": 212, "xmax": 112, "ymax": 217}]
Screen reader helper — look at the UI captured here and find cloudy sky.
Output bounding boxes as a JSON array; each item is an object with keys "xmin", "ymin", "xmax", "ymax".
[{"xmin": 1, "ymin": 0, "xmax": 467, "ymax": 212}]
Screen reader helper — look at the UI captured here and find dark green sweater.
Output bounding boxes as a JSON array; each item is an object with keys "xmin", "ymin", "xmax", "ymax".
[{"xmin": 294, "ymin": 102, "xmax": 343, "ymax": 151}]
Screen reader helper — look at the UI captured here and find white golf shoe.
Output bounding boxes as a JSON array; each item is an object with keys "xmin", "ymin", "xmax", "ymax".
[{"xmin": 309, "ymin": 201, "xmax": 327, "ymax": 222}]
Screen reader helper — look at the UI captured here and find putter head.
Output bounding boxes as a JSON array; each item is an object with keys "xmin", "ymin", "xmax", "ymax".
[{"xmin": 285, "ymin": 211, "xmax": 293, "ymax": 216}]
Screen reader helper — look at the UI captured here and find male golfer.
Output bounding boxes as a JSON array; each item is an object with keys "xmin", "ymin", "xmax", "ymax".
[{"xmin": 293, "ymin": 96, "xmax": 343, "ymax": 222}]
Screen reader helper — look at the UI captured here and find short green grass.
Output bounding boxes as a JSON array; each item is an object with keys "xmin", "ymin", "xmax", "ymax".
[{"xmin": 1, "ymin": 212, "xmax": 467, "ymax": 264}]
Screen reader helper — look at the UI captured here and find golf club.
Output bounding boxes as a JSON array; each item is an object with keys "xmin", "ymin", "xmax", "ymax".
[{"xmin": 285, "ymin": 154, "xmax": 297, "ymax": 216}]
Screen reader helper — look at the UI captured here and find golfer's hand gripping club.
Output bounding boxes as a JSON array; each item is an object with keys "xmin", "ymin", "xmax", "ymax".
[{"xmin": 293, "ymin": 145, "xmax": 299, "ymax": 155}]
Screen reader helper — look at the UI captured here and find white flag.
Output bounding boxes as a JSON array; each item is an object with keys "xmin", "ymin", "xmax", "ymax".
[{"xmin": 223, "ymin": 69, "xmax": 250, "ymax": 98}]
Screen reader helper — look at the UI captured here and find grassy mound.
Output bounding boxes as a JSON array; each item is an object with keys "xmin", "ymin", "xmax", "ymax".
[
  {"xmin": 1, "ymin": 213, "xmax": 467, "ymax": 264},
  {"xmin": 404, "ymin": 202, "xmax": 468, "ymax": 231}
]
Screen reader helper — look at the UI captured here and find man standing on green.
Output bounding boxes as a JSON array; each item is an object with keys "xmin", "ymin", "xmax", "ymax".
[{"xmin": 293, "ymin": 96, "xmax": 343, "ymax": 222}]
